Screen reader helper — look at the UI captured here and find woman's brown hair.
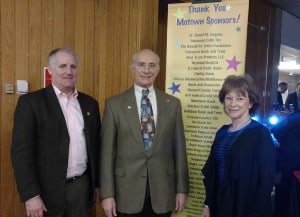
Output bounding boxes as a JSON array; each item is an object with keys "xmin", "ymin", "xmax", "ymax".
[{"xmin": 219, "ymin": 74, "xmax": 260, "ymax": 115}]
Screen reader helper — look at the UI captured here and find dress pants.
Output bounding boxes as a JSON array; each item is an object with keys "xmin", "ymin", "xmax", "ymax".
[
  {"xmin": 45, "ymin": 173, "xmax": 90, "ymax": 217},
  {"xmin": 117, "ymin": 179, "xmax": 172, "ymax": 217}
]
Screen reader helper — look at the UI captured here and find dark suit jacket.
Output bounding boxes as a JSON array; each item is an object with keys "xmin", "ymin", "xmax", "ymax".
[
  {"xmin": 272, "ymin": 110, "xmax": 300, "ymax": 173},
  {"xmin": 277, "ymin": 91, "xmax": 283, "ymax": 106},
  {"xmin": 100, "ymin": 87, "xmax": 189, "ymax": 214},
  {"xmin": 285, "ymin": 92, "xmax": 299, "ymax": 111},
  {"xmin": 272, "ymin": 110, "xmax": 300, "ymax": 217},
  {"xmin": 11, "ymin": 85, "xmax": 101, "ymax": 212}
]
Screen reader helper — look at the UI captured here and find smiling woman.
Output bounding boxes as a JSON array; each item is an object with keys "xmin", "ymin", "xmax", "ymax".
[{"xmin": 201, "ymin": 74, "xmax": 276, "ymax": 217}]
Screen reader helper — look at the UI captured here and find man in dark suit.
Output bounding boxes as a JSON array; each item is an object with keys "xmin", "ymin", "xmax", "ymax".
[
  {"xmin": 11, "ymin": 48, "xmax": 101, "ymax": 217},
  {"xmin": 276, "ymin": 81, "xmax": 288, "ymax": 111},
  {"xmin": 100, "ymin": 49, "xmax": 189, "ymax": 217},
  {"xmin": 272, "ymin": 110, "xmax": 300, "ymax": 217},
  {"xmin": 285, "ymin": 82, "xmax": 300, "ymax": 112}
]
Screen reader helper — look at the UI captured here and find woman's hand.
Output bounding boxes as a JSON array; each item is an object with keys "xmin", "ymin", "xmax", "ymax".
[{"xmin": 201, "ymin": 206, "xmax": 210, "ymax": 217}]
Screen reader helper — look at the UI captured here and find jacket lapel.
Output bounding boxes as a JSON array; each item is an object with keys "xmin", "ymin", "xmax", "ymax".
[
  {"xmin": 44, "ymin": 86, "xmax": 69, "ymax": 153},
  {"xmin": 152, "ymin": 88, "xmax": 171, "ymax": 145},
  {"xmin": 44, "ymin": 86, "xmax": 66, "ymax": 124},
  {"xmin": 121, "ymin": 87, "xmax": 173, "ymax": 152},
  {"xmin": 122, "ymin": 88, "xmax": 145, "ymax": 148},
  {"xmin": 77, "ymin": 93, "xmax": 88, "ymax": 121}
]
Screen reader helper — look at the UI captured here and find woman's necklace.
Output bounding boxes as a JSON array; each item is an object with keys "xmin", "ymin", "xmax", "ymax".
[{"xmin": 229, "ymin": 117, "xmax": 251, "ymax": 132}]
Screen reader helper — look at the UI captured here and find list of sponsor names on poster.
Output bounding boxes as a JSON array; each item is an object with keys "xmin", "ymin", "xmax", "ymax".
[{"xmin": 176, "ymin": 32, "xmax": 230, "ymax": 216}]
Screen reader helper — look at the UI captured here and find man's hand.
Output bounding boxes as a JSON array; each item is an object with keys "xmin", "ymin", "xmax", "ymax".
[
  {"xmin": 25, "ymin": 196, "xmax": 47, "ymax": 217},
  {"xmin": 101, "ymin": 197, "xmax": 117, "ymax": 217},
  {"xmin": 174, "ymin": 193, "xmax": 187, "ymax": 213}
]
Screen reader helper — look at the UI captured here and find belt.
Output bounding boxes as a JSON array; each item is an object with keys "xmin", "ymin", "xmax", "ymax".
[{"xmin": 66, "ymin": 171, "xmax": 86, "ymax": 184}]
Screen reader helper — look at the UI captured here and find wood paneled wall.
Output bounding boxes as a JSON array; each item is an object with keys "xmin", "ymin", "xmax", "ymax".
[
  {"xmin": 0, "ymin": 0, "xmax": 279, "ymax": 217},
  {"xmin": 0, "ymin": 0, "xmax": 159, "ymax": 216}
]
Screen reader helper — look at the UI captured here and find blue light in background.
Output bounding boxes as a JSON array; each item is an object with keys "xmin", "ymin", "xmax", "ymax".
[
  {"xmin": 268, "ymin": 115, "xmax": 279, "ymax": 125},
  {"xmin": 251, "ymin": 115, "xmax": 260, "ymax": 122}
]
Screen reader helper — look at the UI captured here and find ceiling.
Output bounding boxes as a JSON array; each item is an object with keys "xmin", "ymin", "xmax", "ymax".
[
  {"xmin": 272, "ymin": 0, "xmax": 300, "ymax": 76},
  {"xmin": 279, "ymin": 45, "xmax": 300, "ymax": 75},
  {"xmin": 269, "ymin": 0, "xmax": 300, "ymax": 19}
]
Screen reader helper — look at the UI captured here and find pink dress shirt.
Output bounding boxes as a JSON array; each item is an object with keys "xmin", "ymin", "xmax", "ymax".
[{"xmin": 52, "ymin": 85, "xmax": 87, "ymax": 178}]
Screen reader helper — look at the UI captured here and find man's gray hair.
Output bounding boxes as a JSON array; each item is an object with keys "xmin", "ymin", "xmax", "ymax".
[{"xmin": 48, "ymin": 47, "xmax": 79, "ymax": 67}]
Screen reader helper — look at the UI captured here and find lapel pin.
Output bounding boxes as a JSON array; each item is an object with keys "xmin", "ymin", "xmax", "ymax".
[
  {"xmin": 87, "ymin": 112, "xmax": 91, "ymax": 116},
  {"xmin": 128, "ymin": 106, "xmax": 132, "ymax": 109}
]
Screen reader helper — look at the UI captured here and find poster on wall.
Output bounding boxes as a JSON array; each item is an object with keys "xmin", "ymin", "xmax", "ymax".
[
  {"xmin": 165, "ymin": 1, "xmax": 249, "ymax": 216},
  {"xmin": 43, "ymin": 67, "xmax": 52, "ymax": 87}
]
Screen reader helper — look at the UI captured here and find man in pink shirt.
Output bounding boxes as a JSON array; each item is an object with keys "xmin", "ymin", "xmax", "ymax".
[{"xmin": 11, "ymin": 47, "xmax": 101, "ymax": 217}]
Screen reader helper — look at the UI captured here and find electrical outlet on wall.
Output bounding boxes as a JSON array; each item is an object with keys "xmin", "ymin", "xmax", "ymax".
[{"xmin": 5, "ymin": 83, "xmax": 14, "ymax": 94}]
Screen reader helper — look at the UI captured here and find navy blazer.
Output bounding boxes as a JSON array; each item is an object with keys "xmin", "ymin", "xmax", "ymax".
[{"xmin": 11, "ymin": 85, "xmax": 101, "ymax": 212}]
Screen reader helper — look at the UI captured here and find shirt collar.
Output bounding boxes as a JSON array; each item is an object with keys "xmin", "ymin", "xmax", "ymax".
[
  {"xmin": 52, "ymin": 84, "xmax": 78, "ymax": 98},
  {"xmin": 134, "ymin": 84, "xmax": 154, "ymax": 95}
]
